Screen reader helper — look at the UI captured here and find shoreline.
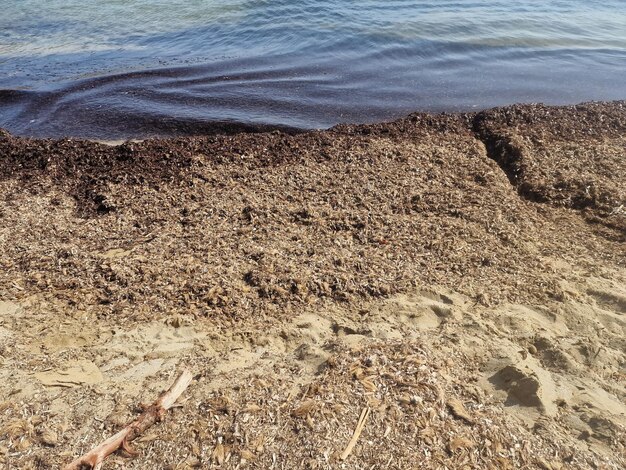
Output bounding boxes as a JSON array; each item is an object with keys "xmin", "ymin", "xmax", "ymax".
[
  {"xmin": 1, "ymin": 98, "xmax": 625, "ymax": 139},
  {"xmin": 0, "ymin": 101, "xmax": 624, "ymax": 468}
]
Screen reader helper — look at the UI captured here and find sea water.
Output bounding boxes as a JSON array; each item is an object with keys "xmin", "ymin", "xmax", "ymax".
[{"xmin": 1, "ymin": 0, "xmax": 625, "ymax": 138}]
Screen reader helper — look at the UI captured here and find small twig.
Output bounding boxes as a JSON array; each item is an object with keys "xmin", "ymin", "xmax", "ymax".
[
  {"xmin": 340, "ymin": 407, "xmax": 371, "ymax": 460},
  {"xmin": 64, "ymin": 369, "xmax": 193, "ymax": 470}
]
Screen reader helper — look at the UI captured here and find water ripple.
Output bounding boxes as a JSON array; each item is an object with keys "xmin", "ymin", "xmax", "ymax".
[{"xmin": 1, "ymin": 0, "xmax": 625, "ymax": 137}]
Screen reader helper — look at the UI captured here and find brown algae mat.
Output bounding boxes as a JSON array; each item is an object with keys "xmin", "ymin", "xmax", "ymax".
[{"xmin": 0, "ymin": 102, "xmax": 624, "ymax": 468}]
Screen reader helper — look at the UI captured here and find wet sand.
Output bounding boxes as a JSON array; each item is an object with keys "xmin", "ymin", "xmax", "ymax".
[{"xmin": 0, "ymin": 102, "xmax": 624, "ymax": 468}]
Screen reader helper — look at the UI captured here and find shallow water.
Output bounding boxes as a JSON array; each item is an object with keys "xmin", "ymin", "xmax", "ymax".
[{"xmin": 1, "ymin": 0, "xmax": 625, "ymax": 138}]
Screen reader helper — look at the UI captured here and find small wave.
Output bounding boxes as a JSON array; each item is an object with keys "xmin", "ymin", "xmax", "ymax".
[{"xmin": 2, "ymin": 39, "xmax": 626, "ymax": 140}]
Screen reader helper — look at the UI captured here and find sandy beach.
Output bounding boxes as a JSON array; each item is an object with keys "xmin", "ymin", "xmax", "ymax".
[{"xmin": 0, "ymin": 102, "xmax": 624, "ymax": 468}]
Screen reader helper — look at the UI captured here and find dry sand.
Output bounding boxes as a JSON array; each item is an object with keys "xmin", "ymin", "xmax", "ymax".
[{"xmin": 0, "ymin": 102, "xmax": 624, "ymax": 469}]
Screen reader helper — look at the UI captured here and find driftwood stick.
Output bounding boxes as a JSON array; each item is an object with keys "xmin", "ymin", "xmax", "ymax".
[
  {"xmin": 340, "ymin": 407, "xmax": 371, "ymax": 460},
  {"xmin": 64, "ymin": 369, "xmax": 193, "ymax": 470}
]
